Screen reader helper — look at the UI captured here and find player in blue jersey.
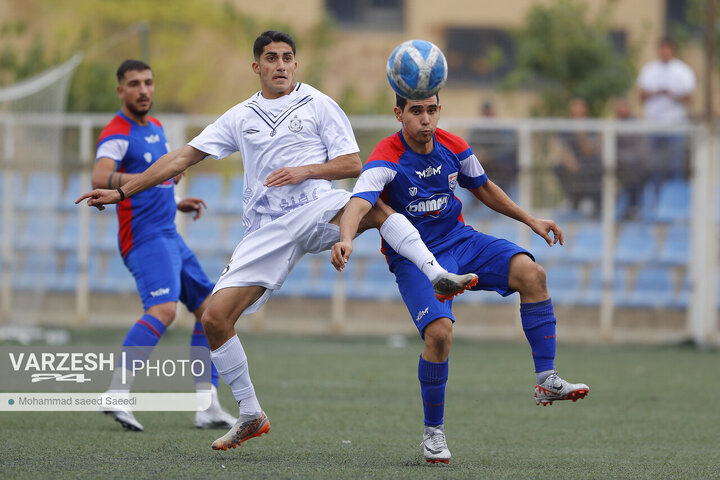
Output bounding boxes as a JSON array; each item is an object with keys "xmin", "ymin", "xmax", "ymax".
[
  {"xmin": 331, "ymin": 93, "xmax": 590, "ymax": 464},
  {"xmin": 92, "ymin": 59, "xmax": 236, "ymax": 432}
]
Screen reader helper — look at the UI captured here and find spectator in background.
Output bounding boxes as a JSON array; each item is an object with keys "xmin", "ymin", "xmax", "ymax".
[
  {"xmin": 552, "ymin": 97, "xmax": 602, "ymax": 217},
  {"xmin": 467, "ymin": 100, "xmax": 518, "ymax": 194},
  {"xmin": 637, "ymin": 36, "xmax": 695, "ymax": 186},
  {"xmin": 614, "ymin": 98, "xmax": 650, "ymax": 219}
]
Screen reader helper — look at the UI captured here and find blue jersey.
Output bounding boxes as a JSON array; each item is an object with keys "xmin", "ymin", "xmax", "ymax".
[
  {"xmin": 96, "ymin": 111, "xmax": 176, "ymax": 256},
  {"xmin": 352, "ymin": 128, "xmax": 488, "ymax": 251}
]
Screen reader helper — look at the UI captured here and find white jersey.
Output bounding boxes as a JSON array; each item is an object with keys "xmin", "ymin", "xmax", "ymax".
[
  {"xmin": 188, "ymin": 83, "xmax": 359, "ymax": 234},
  {"xmin": 637, "ymin": 58, "xmax": 695, "ymax": 124}
]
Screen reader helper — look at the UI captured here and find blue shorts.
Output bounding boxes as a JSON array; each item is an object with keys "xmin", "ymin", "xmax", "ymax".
[
  {"xmin": 387, "ymin": 224, "xmax": 533, "ymax": 337},
  {"xmin": 123, "ymin": 233, "xmax": 214, "ymax": 312}
]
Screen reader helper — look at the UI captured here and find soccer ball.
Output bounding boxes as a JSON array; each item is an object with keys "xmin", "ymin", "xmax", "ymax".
[{"xmin": 386, "ymin": 40, "xmax": 448, "ymax": 100}]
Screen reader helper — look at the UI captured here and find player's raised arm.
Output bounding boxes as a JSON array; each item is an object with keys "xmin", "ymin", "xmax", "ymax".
[
  {"xmin": 330, "ymin": 196, "xmax": 373, "ymax": 270},
  {"xmin": 264, "ymin": 152, "xmax": 362, "ymax": 187},
  {"xmin": 76, "ymin": 145, "xmax": 208, "ymax": 209},
  {"xmin": 469, "ymin": 180, "xmax": 563, "ymax": 246}
]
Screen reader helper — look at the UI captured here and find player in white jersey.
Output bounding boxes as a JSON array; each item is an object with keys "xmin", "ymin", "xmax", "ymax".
[{"xmin": 77, "ymin": 30, "xmax": 477, "ymax": 451}]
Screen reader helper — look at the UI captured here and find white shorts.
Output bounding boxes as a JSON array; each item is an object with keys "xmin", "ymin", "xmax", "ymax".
[{"xmin": 213, "ymin": 189, "xmax": 351, "ymax": 314}]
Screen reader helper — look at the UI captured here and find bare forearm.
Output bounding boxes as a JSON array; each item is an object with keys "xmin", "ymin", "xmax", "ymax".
[
  {"xmin": 339, "ymin": 197, "xmax": 372, "ymax": 243},
  {"xmin": 92, "ymin": 170, "xmax": 142, "ymax": 190},
  {"xmin": 308, "ymin": 153, "xmax": 362, "ymax": 181},
  {"xmin": 122, "ymin": 146, "xmax": 205, "ymax": 197},
  {"xmin": 471, "ymin": 181, "xmax": 532, "ymax": 225}
]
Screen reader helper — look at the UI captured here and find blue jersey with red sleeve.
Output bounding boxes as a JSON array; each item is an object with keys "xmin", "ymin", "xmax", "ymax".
[
  {"xmin": 96, "ymin": 111, "xmax": 176, "ymax": 257},
  {"xmin": 352, "ymin": 128, "xmax": 488, "ymax": 251}
]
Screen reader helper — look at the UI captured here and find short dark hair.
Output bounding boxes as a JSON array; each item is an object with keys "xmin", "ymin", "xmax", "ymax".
[
  {"xmin": 659, "ymin": 35, "xmax": 675, "ymax": 48},
  {"xmin": 116, "ymin": 59, "xmax": 151, "ymax": 83},
  {"xmin": 253, "ymin": 30, "xmax": 296, "ymax": 60},
  {"xmin": 395, "ymin": 93, "xmax": 440, "ymax": 111}
]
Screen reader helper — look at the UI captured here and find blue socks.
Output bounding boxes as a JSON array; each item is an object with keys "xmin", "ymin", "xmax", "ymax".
[
  {"xmin": 191, "ymin": 321, "xmax": 219, "ymax": 388},
  {"xmin": 418, "ymin": 356, "xmax": 448, "ymax": 426},
  {"xmin": 123, "ymin": 314, "xmax": 166, "ymax": 347},
  {"xmin": 520, "ymin": 299, "xmax": 557, "ymax": 373}
]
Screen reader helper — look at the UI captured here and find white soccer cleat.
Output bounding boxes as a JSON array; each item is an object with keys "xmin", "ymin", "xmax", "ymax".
[
  {"xmin": 433, "ymin": 272, "xmax": 479, "ymax": 303},
  {"xmin": 102, "ymin": 408, "xmax": 144, "ymax": 432},
  {"xmin": 211, "ymin": 411, "xmax": 270, "ymax": 451},
  {"xmin": 534, "ymin": 371, "xmax": 590, "ymax": 406},
  {"xmin": 422, "ymin": 425, "xmax": 451, "ymax": 464},
  {"xmin": 195, "ymin": 386, "xmax": 237, "ymax": 429}
]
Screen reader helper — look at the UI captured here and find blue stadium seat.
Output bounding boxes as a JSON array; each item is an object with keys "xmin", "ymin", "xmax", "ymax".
[
  {"xmin": 658, "ymin": 225, "xmax": 689, "ymax": 266},
  {"xmin": 544, "ymin": 265, "xmax": 584, "ymax": 305},
  {"xmin": 18, "ymin": 172, "xmax": 62, "ymax": 212},
  {"xmin": 578, "ymin": 267, "xmax": 627, "ymax": 306},
  {"xmin": 100, "ymin": 254, "xmax": 135, "ymax": 293},
  {"xmin": 277, "ymin": 258, "xmax": 314, "ymax": 297},
  {"xmin": 59, "ymin": 173, "xmax": 83, "ymax": 212},
  {"xmin": 56, "ymin": 215, "xmax": 79, "ymax": 252},
  {"xmin": 351, "ymin": 231, "xmax": 384, "ymax": 259},
  {"xmin": 569, "ymin": 222, "xmax": 603, "ymax": 263},
  {"xmin": 219, "ymin": 174, "xmax": 244, "ymax": 213},
  {"xmin": 530, "ymin": 230, "xmax": 567, "ymax": 263},
  {"xmin": 653, "ymin": 179, "xmax": 690, "ymax": 223},
  {"xmin": 484, "ymin": 219, "xmax": 521, "ymax": 244},
  {"xmin": 615, "ymin": 222, "xmax": 658, "ymax": 264},
  {"xmin": 184, "ymin": 217, "xmax": 224, "ymax": 255},
  {"xmin": 348, "ymin": 258, "xmax": 399, "ymax": 300},
  {"xmin": 196, "ymin": 254, "xmax": 228, "ymax": 281},
  {"xmin": 187, "ymin": 174, "xmax": 224, "ymax": 210},
  {"xmin": 14, "ymin": 253, "xmax": 58, "ymax": 291},
  {"xmin": 55, "ymin": 254, "xmax": 79, "ymax": 292},
  {"xmin": 278, "ymin": 256, "xmax": 335, "ymax": 298},
  {"xmin": 17, "ymin": 214, "xmax": 58, "ymax": 251},
  {"xmin": 90, "ymin": 214, "xmax": 118, "ymax": 252},
  {"xmin": 617, "ymin": 266, "xmax": 677, "ymax": 308},
  {"xmin": 224, "ymin": 221, "xmax": 245, "ymax": 252}
]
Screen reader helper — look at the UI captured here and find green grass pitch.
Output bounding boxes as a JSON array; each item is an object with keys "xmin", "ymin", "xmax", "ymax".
[{"xmin": 1, "ymin": 328, "xmax": 719, "ymax": 479}]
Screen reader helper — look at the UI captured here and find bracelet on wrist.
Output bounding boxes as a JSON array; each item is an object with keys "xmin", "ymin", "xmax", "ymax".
[{"xmin": 117, "ymin": 188, "xmax": 126, "ymax": 201}]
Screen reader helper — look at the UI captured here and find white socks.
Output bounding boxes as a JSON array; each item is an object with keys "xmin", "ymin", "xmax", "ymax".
[
  {"xmin": 380, "ymin": 213, "xmax": 446, "ymax": 282},
  {"xmin": 210, "ymin": 335, "xmax": 262, "ymax": 417}
]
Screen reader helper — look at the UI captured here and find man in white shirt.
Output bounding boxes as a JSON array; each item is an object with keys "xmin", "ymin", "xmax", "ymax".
[
  {"xmin": 77, "ymin": 30, "xmax": 477, "ymax": 452},
  {"xmin": 637, "ymin": 36, "xmax": 695, "ymax": 184}
]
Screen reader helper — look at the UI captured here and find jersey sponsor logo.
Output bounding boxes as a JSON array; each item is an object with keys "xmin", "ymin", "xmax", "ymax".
[
  {"xmin": 149, "ymin": 287, "xmax": 170, "ymax": 298},
  {"xmin": 448, "ymin": 172, "xmax": 458, "ymax": 190},
  {"xmin": 415, "ymin": 306, "xmax": 430, "ymax": 324},
  {"xmin": 288, "ymin": 115, "xmax": 303, "ymax": 133},
  {"xmin": 144, "ymin": 152, "xmax": 153, "ymax": 163},
  {"xmin": 243, "ymin": 128, "xmax": 260, "ymax": 135},
  {"xmin": 405, "ymin": 193, "xmax": 450, "ymax": 218},
  {"xmin": 145, "ymin": 134, "xmax": 161, "ymax": 144},
  {"xmin": 415, "ymin": 165, "xmax": 442, "ymax": 179},
  {"xmin": 409, "ymin": 186, "xmax": 418, "ymax": 196}
]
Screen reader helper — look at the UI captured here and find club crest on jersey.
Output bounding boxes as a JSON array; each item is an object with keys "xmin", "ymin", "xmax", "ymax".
[
  {"xmin": 415, "ymin": 165, "xmax": 442, "ymax": 179},
  {"xmin": 448, "ymin": 172, "xmax": 458, "ymax": 190},
  {"xmin": 144, "ymin": 152, "xmax": 153, "ymax": 163},
  {"xmin": 409, "ymin": 186, "xmax": 418, "ymax": 196},
  {"xmin": 288, "ymin": 115, "xmax": 303, "ymax": 134},
  {"xmin": 144, "ymin": 134, "xmax": 160, "ymax": 144},
  {"xmin": 405, "ymin": 193, "xmax": 450, "ymax": 218}
]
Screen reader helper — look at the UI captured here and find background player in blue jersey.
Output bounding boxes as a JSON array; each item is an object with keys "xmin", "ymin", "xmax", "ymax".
[
  {"xmin": 92, "ymin": 59, "xmax": 236, "ymax": 432},
  {"xmin": 331, "ymin": 93, "xmax": 590, "ymax": 464}
]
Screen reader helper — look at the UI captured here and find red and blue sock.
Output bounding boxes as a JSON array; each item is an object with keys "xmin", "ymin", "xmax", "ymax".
[
  {"xmin": 418, "ymin": 355, "xmax": 448, "ymax": 426},
  {"xmin": 119, "ymin": 314, "xmax": 166, "ymax": 370},
  {"xmin": 520, "ymin": 299, "xmax": 556, "ymax": 373},
  {"xmin": 191, "ymin": 321, "xmax": 219, "ymax": 388}
]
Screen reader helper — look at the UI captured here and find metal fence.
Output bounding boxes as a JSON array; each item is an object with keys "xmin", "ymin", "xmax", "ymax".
[{"xmin": 1, "ymin": 113, "xmax": 718, "ymax": 346}]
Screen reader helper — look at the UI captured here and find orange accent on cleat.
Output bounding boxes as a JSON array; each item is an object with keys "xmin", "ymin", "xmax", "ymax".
[
  {"xmin": 427, "ymin": 459, "xmax": 450, "ymax": 464},
  {"xmin": 435, "ymin": 276, "xmax": 479, "ymax": 303}
]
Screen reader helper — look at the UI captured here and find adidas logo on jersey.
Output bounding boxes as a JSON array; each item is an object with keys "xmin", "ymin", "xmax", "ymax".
[
  {"xmin": 145, "ymin": 134, "xmax": 161, "ymax": 144},
  {"xmin": 405, "ymin": 193, "xmax": 450, "ymax": 218},
  {"xmin": 415, "ymin": 165, "xmax": 442, "ymax": 179}
]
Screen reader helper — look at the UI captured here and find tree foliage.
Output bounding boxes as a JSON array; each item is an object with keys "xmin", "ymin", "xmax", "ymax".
[{"xmin": 506, "ymin": 0, "xmax": 636, "ymax": 116}]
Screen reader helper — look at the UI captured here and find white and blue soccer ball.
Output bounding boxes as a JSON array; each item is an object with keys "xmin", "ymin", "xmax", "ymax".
[{"xmin": 386, "ymin": 40, "xmax": 448, "ymax": 100}]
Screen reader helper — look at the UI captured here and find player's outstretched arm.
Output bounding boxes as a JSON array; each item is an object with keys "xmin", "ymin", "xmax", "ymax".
[
  {"xmin": 264, "ymin": 153, "xmax": 362, "ymax": 187},
  {"xmin": 330, "ymin": 197, "xmax": 373, "ymax": 271},
  {"xmin": 177, "ymin": 196, "xmax": 208, "ymax": 221},
  {"xmin": 470, "ymin": 180, "xmax": 563, "ymax": 246},
  {"xmin": 76, "ymin": 145, "xmax": 208, "ymax": 209}
]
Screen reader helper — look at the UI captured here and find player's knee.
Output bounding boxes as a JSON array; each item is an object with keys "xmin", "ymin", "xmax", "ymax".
[
  {"xmin": 518, "ymin": 262, "xmax": 548, "ymax": 296},
  {"xmin": 424, "ymin": 319, "xmax": 453, "ymax": 352},
  {"xmin": 146, "ymin": 303, "xmax": 177, "ymax": 327},
  {"xmin": 200, "ymin": 309, "xmax": 222, "ymax": 335}
]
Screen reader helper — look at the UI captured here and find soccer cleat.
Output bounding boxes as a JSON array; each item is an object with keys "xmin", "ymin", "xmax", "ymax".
[
  {"xmin": 211, "ymin": 411, "xmax": 270, "ymax": 451},
  {"xmin": 433, "ymin": 272, "xmax": 479, "ymax": 302},
  {"xmin": 102, "ymin": 409, "xmax": 144, "ymax": 432},
  {"xmin": 422, "ymin": 425, "xmax": 451, "ymax": 464},
  {"xmin": 534, "ymin": 371, "xmax": 590, "ymax": 406},
  {"xmin": 195, "ymin": 386, "xmax": 237, "ymax": 429}
]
